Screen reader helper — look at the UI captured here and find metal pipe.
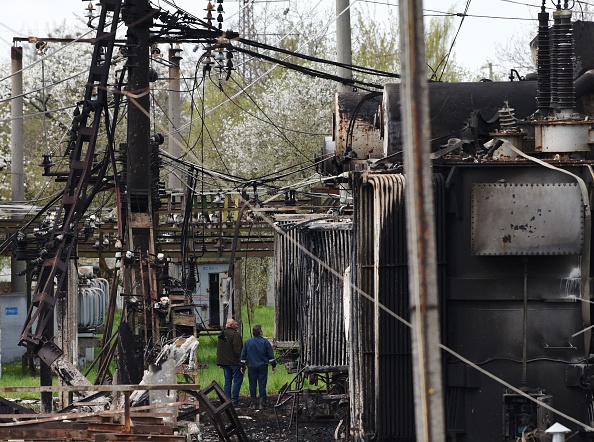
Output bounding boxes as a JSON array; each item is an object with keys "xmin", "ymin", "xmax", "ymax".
[{"xmin": 336, "ymin": 0, "xmax": 353, "ymax": 92}]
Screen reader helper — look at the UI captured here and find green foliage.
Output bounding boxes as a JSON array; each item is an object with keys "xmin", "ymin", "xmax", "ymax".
[
  {"xmin": 241, "ymin": 257, "xmax": 272, "ymax": 320},
  {"xmin": 352, "ymin": 8, "xmax": 399, "ymax": 84},
  {"xmin": 425, "ymin": 11, "xmax": 468, "ymax": 82}
]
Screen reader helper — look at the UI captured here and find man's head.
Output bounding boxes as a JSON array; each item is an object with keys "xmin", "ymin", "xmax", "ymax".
[
  {"xmin": 226, "ymin": 318, "xmax": 238, "ymax": 329},
  {"xmin": 252, "ymin": 325, "xmax": 262, "ymax": 337}
]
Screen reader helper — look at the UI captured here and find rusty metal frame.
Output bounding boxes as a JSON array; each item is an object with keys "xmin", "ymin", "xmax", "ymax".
[
  {"xmin": 273, "ymin": 365, "xmax": 349, "ymax": 437},
  {"xmin": 0, "ymin": 383, "xmax": 196, "ymax": 441},
  {"xmin": 195, "ymin": 381, "xmax": 248, "ymax": 442}
]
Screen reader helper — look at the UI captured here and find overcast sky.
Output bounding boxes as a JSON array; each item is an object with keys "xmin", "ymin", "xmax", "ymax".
[{"xmin": 0, "ymin": 0, "xmax": 550, "ymax": 77}]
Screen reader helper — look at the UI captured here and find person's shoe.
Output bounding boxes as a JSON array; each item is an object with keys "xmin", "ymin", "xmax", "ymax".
[
  {"xmin": 261, "ymin": 397, "xmax": 268, "ymax": 409},
  {"xmin": 232, "ymin": 401, "xmax": 240, "ymax": 408},
  {"xmin": 258, "ymin": 397, "xmax": 263, "ymax": 410},
  {"xmin": 249, "ymin": 398, "xmax": 258, "ymax": 409}
]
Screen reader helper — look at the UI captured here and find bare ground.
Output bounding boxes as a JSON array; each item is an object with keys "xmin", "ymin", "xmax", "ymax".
[{"xmin": 195, "ymin": 399, "xmax": 346, "ymax": 442}]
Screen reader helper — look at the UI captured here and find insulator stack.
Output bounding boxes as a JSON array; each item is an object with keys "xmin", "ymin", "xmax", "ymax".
[
  {"xmin": 549, "ymin": 7, "xmax": 561, "ymax": 109},
  {"xmin": 499, "ymin": 104, "xmax": 517, "ymax": 130},
  {"xmin": 556, "ymin": 8, "xmax": 575, "ymax": 111},
  {"xmin": 537, "ymin": 6, "xmax": 551, "ymax": 114}
]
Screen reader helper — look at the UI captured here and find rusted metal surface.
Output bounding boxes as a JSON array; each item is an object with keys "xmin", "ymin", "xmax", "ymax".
[
  {"xmin": 534, "ymin": 118, "xmax": 593, "ymax": 152},
  {"xmin": 471, "ymin": 182, "xmax": 584, "ymax": 255},
  {"xmin": 334, "ymin": 92, "xmax": 383, "ymax": 163},
  {"xmin": 196, "ymin": 381, "xmax": 248, "ymax": 442},
  {"xmin": 0, "ymin": 384, "xmax": 192, "ymax": 441},
  {"xmin": 18, "ymin": 0, "xmax": 123, "ymax": 368}
]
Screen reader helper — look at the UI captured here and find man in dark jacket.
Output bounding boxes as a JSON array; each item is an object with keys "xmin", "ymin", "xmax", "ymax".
[
  {"xmin": 216, "ymin": 318, "xmax": 244, "ymax": 406},
  {"xmin": 240, "ymin": 324, "xmax": 277, "ymax": 409}
]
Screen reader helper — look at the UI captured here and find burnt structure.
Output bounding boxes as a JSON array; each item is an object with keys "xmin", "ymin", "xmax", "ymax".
[
  {"xmin": 15, "ymin": 0, "xmax": 241, "ymax": 383},
  {"xmin": 274, "ymin": 4, "xmax": 594, "ymax": 441}
]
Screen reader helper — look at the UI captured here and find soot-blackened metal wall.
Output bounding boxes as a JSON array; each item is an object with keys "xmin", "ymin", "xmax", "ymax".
[
  {"xmin": 273, "ymin": 214, "xmax": 351, "ymax": 360},
  {"xmin": 349, "ymin": 172, "xmax": 446, "ymax": 441},
  {"xmin": 274, "ymin": 218, "xmax": 305, "ymax": 347},
  {"xmin": 440, "ymin": 162, "xmax": 593, "ymax": 441},
  {"xmin": 301, "ymin": 221, "xmax": 352, "ymax": 367}
]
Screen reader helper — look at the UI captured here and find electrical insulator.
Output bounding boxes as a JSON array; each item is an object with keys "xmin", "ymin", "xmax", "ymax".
[
  {"xmin": 204, "ymin": 2, "xmax": 214, "ymax": 26},
  {"xmin": 498, "ymin": 103, "xmax": 517, "ymax": 131}
]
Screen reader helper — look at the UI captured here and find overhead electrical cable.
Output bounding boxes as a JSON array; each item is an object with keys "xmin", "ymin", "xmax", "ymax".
[
  {"xmin": 172, "ymin": 0, "xmax": 366, "ymax": 134},
  {"xmin": 436, "ymin": 0, "xmax": 472, "ymax": 81},
  {"xmin": 236, "ymin": 36, "xmax": 401, "ymax": 79}
]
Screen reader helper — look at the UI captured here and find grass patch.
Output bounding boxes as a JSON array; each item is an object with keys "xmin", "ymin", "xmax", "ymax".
[
  {"xmin": 0, "ymin": 305, "xmax": 296, "ymax": 401},
  {"xmin": 196, "ymin": 305, "xmax": 294, "ymax": 396},
  {"xmin": 0, "ymin": 361, "xmax": 55, "ymax": 400}
]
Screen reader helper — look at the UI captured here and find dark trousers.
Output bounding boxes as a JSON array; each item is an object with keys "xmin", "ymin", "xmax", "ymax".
[
  {"xmin": 223, "ymin": 364, "xmax": 243, "ymax": 404},
  {"xmin": 247, "ymin": 364, "xmax": 268, "ymax": 398}
]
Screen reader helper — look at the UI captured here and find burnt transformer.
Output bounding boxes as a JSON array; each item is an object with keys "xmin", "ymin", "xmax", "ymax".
[
  {"xmin": 344, "ymin": 4, "xmax": 594, "ymax": 442},
  {"xmin": 273, "ymin": 5, "xmax": 594, "ymax": 442}
]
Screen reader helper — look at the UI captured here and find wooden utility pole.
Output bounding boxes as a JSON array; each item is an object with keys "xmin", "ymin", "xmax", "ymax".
[{"xmin": 398, "ymin": 0, "xmax": 445, "ymax": 440}]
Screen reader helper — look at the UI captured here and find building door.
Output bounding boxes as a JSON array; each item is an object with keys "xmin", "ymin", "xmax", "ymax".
[{"xmin": 209, "ymin": 272, "xmax": 220, "ymax": 326}]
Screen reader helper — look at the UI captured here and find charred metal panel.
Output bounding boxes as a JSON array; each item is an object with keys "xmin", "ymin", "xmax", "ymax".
[
  {"xmin": 471, "ymin": 183, "xmax": 584, "ymax": 255},
  {"xmin": 273, "ymin": 214, "xmax": 334, "ymax": 347},
  {"xmin": 273, "ymin": 218, "xmax": 305, "ymax": 347},
  {"xmin": 348, "ymin": 172, "xmax": 446, "ymax": 441},
  {"xmin": 383, "ymin": 81, "xmax": 539, "ymax": 155},
  {"xmin": 349, "ymin": 172, "xmax": 379, "ymax": 440},
  {"xmin": 334, "ymin": 92, "xmax": 383, "ymax": 163},
  {"xmin": 437, "ymin": 163, "xmax": 594, "ymax": 440},
  {"xmin": 301, "ymin": 221, "xmax": 352, "ymax": 367}
]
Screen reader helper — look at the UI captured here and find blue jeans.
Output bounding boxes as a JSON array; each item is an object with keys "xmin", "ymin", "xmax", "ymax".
[
  {"xmin": 223, "ymin": 365, "xmax": 243, "ymax": 404},
  {"xmin": 247, "ymin": 364, "xmax": 269, "ymax": 398}
]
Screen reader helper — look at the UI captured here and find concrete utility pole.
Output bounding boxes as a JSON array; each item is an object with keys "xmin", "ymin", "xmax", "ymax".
[
  {"xmin": 168, "ymin": 46, "xmax": 183, "ymax": 191},
  {"xmin": 336, "ymin": 0, "xmax": 353, "ymax": 92},
  {"xmin": 398, "ymin": 0, "xmax": 445, "ymax": 441},
  {"xmin": 56, "ymin": 260, "xmax": 79, "ymax": 408},
  {"xmin": 10, "ymin": 46, "xmax": 26, "ymax": 293}
]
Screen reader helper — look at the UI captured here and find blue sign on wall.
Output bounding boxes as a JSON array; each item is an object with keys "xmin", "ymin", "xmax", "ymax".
[{"xmin": 5, "ymin": 307, "xmax": 18, "ymax": 315}]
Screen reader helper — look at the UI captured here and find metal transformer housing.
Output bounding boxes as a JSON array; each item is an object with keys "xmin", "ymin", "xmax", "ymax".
[
  {"xmin": 534, "ymin": 119, "xmax": 594, "ymax": 152},
  {"xmin": 438, "ymin": 162, "xmax": 593, "ymax": 441},
  {"xmin": 273, "ymin": 214, "xmax": 351, "ymax": 363}
]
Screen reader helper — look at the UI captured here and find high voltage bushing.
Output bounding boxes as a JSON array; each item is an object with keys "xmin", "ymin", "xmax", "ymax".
[
  {"xmin": 556, "ymin": 8, "xmax": 575, "ymax": 110},
  {"xmin": 550, "ymin": 6, "xmax": 561, "ymax": 108},
  {"xmin": 537, "ymin": 4, "xmax": 551, "ymax": 113}
]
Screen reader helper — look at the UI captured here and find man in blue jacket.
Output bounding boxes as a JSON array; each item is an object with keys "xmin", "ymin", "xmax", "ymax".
[{"xmin": 240, "ymin": 324, "xmax": 277, "ymax": 409}]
